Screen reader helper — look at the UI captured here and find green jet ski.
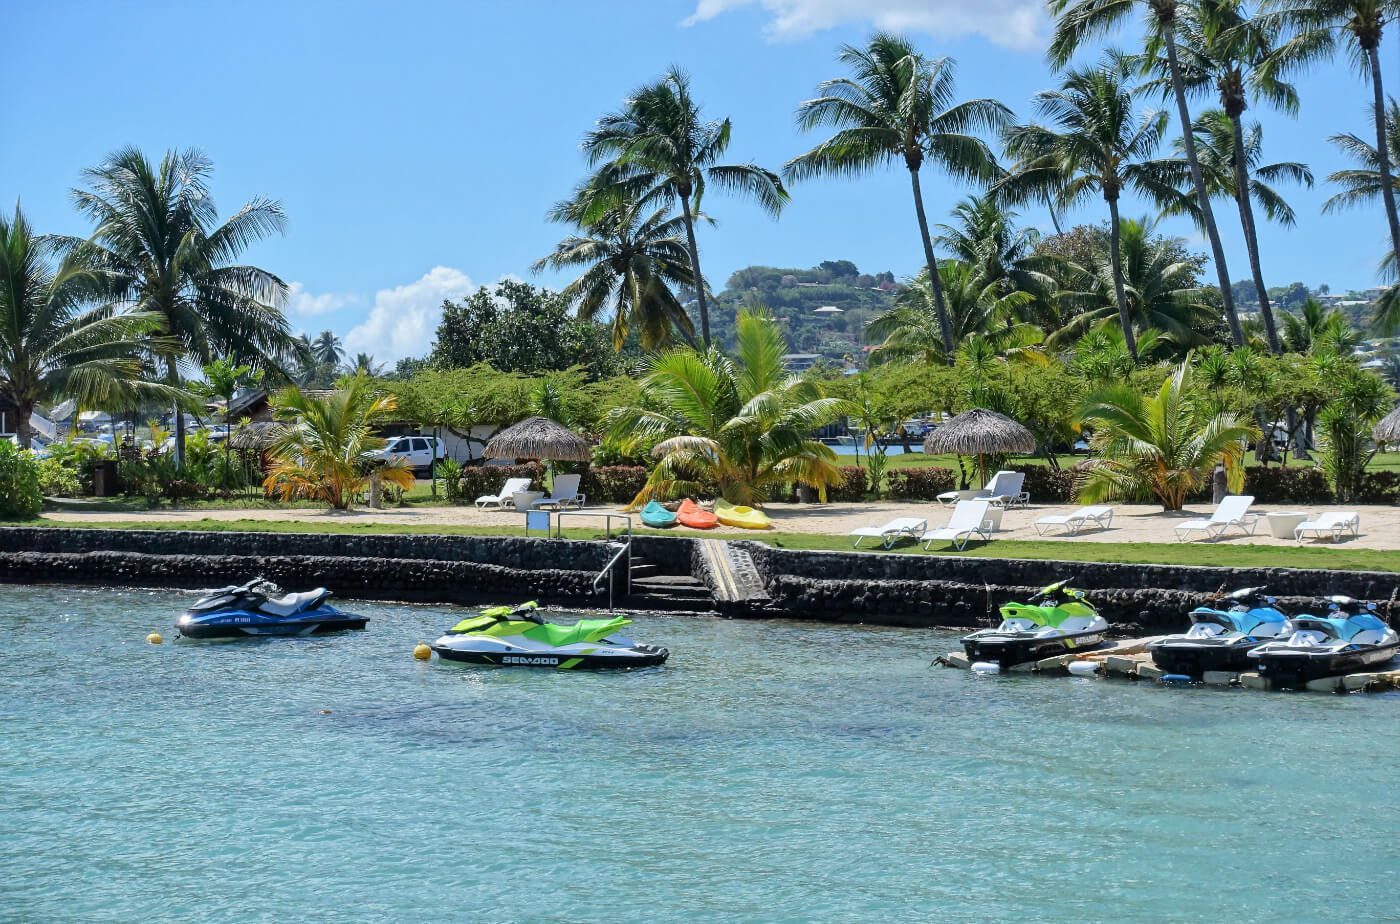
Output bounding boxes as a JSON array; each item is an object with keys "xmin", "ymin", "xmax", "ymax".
[
  {"xmin": 430, "ymin": 602, "xmax": 669, "ymax": 669},
  {"xmin": 960, "ymin": 579, "xmax": 1109, "ymax": 672}
]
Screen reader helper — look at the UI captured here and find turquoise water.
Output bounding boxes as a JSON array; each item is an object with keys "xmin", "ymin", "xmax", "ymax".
[{"xmin": 2, "ymin": 585, "xmax": 1397, "ymax": 922}]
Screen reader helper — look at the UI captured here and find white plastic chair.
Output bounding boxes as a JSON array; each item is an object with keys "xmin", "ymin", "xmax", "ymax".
[
  {"xmin": 1294, "ymin": 512, "xmax": 1360, "ymax": 543},
  {"xmin": 475, "ymin": 477, "xmax": 533, "ymax": 510},
  {"xmin": 1034, "ymin": 506, "xmax": 1115, "ymax": 537},
  {"xmin": 849, "ymin": 517, "xmax": 928, "ymax": 548},
  {"xmin": 1174, "ymin": 495, "xmax": 1258, "ymax": 542},
  {"xmin": 535, "ymin": 473, "xmax": 586, "ymax": 510},
  {"xmin": 920, "ymin": 500, "xmax": 994, "ymax": 551}
]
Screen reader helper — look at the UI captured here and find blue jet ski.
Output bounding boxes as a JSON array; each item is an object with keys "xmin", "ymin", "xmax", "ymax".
[
  {"xmin": 1248, "ymin": 596, "xmax": 1399, "ymax": 690},
  {"xmin": 175, "ymin": 579, "xmax": 368, "ymax": 639},
  {"xmin": 1150, "ymin": 587, "xmax": 1289, "ymax": 678}
]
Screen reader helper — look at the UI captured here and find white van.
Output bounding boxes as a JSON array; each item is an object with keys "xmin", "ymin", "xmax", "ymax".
[{"xmin": 372, "ymin": 435, "xmax": 444, "ymax": 476}]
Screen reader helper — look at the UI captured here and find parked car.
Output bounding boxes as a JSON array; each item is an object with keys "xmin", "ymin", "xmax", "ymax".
[{"xmin": 371, "ymin": 435, "xmax": 444, "ymax": 477}]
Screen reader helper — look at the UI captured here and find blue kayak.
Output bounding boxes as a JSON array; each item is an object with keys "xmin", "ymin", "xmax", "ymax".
[{"xmin": 640, "ymin": 500, "xmax": 678, "ymax": 528}]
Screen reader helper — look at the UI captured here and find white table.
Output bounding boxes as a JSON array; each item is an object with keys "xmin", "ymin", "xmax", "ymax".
[
  {"xmin": 1263, "ymin": 511, "xmax": 1309, "ymax": 539},
  {"xmin": 513, "ymin": 490, "xmax": 545, "ymax": 510}
]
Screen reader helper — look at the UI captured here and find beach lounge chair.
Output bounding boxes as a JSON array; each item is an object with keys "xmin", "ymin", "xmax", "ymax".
[
  {"xmin": 1294, "ymin": 511, "xmax": 1360, "ymax": 543},
  {"xmin": 1034, "ymin": 505, "xmax": 1115, "ymax": 537},
  {"xmin": 1174, "ymin": 495, "xmax": 1258, "ymax": 542},
  {"xmin": 474, "ymin": 477, "xmax": 533, "ymax": 510},
  {"xmin": 534, "ymin": 473, "xmax": 586, "ymax": 510},
  {"xmin": 920, "ymin": 500, "xmax": 994, "ymax": 551},
  {"xmin": 937, "ymin": 470, "xmax": 1028, "ymax": 508},
  {"xmin": 849, "ymin": 516, "xmax": 928, "ymax": 549}
]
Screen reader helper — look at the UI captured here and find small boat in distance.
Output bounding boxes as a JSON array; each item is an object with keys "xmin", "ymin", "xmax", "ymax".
[
  {"xmin": 676, "ymin": 498, "xmax": 718, "ymax": 529},
  {"xmin": 431, "ymin": 601, "xmax": 669, "ymax": 669},
  {"xmin": 961, "ymin": 580, "xmax": 1108, "ymax": 672},
  {"xmin": 640, "ymin": 500, "xmax": 677, "ymax": 528},
  {"xmin": 714, "ymin": 499, "xmax": 772, "ymax": 530},
  {"xmin": 176, "ymin": 579, "xmax": 367, "ymax": 639},
  {"xmin": 1248, "ymin": 597, "xmax": 1399, "ymax": 690},
  {"xmin": 1150, "ymin": 587, "xmax": 1289, "ymax": 678}
]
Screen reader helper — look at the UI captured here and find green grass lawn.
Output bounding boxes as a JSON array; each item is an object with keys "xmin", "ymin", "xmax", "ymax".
[{"xmin": 8, "ymin": 515, "xmax": 1398, "ymax": 573}]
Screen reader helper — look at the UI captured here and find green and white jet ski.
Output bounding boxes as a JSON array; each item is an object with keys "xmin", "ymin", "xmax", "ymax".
[
  {"xmin": 961, "ymin": 579, "xmax": 1109, "ymax": 672},
  {"xmin": 430, "ymin": 602, "xmax": 669, "ymax": 669}
]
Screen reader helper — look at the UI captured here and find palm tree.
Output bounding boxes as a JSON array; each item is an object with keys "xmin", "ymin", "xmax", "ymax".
[
  {"xmin": 1079, "ymin": 360, "xmax": 1259, "ymax": 510},
  {"xmin": 786, "ymin": 34, "xmax": 1011, "ymax": 361},
  {"xmin": 1051, "ymin": 217, "xmax": 1218, "ymax": 354},
  {"xmin": 1322, "ymin": 97, "xmax": 1400, "ymax": 328},
  {"xmin": 68, "ymin": 147, "xmax": 294, "ymax": 466},
  {"xmin": 607, "ymin": 309, "xmax": 849, "ymax": 506},
  {"xmin": 345, "ymin": 353, "xmax": 384, "ymax": 377},
  {"xmin": 263, "ymin": 375, "xmax": 414, "ymax": 510},
  {"xmin": 866, "ymin": 261, "xmax": 1042, "ymax": 365},
  {"xmin": 1167, "ymin": 109, "xmax": 1313, "ymax": 227},
  {"xmin": 0, "ymin": 204, "xmax": 155, "ymax": 448},
  {"xmin": 998, "ymin": 56, "xmax": 1183, "ymax": 361},
  {"xmin": 313, "ymin": 330, "xmax": 344, "ymax": 368},
  {"xmin": 1281, "ymin": 296, "xmax": 1362, "ymax": 352},
  {"xmin": 1051, "ymin": 0, "xmax": 1246, "ymax": 346},
  {"xmin": 1265, "ymin": 0, "xmax": 1400, "ymax": 269},
  {"xmin": 534, "ymin": 176, "xmax": 699, "ymax": 349},
  {"xmin": 583, "ymin": 67, "xmax": 787, "ymax": 347}
]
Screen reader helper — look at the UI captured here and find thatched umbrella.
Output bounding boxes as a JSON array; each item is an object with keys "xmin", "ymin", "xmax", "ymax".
[
  {"xmin": 484, "ymin": 417, "xmax": 591, "ymax": 462},
  {"xmin": 924, "ymin": 408, "xmax": 1036, "ymax": 486},
  {"xmin": 1374, "ymin": 404, "xmax": 1400, "ymax": 447}
]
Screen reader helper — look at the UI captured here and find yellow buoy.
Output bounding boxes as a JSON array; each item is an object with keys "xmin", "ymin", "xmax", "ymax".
[
  {"xmin": 146, "ymin": 632, "xmax": 163, "ymax": 645},
  {"xmin": 413, "ymin": 643, "xmax": 432, "ymax": 661}
]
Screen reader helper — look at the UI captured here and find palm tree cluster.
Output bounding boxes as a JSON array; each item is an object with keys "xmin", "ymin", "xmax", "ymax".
[{"xmin": 1, "ymin": 148, "xmax": 293, "ymax": 459}]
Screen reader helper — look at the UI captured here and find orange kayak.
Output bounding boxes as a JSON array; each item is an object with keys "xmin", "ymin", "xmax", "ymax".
[{"xmin": 676, "ymin": 498, "xmax": 718, "ymax": 529}]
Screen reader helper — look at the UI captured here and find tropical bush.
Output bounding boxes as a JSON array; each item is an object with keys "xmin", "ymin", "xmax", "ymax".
[
  {"xmin": 580, "ymin": 466, "xmax": 649, "ymax": 505},
  {"xmin": 1242, "ymin": 465, "xmax": 1332, "ymax": 504},
  {"xmin": 884, "ymin": 467, "xmax": 957, "ymax": 501},
  {"xmin": 435, "ymin": 458, "xmax": 463, "ymax": 502},
  {"xmin": 0, "ymin": 441, "xmax": 42, "ymax": 519},
  {"xmin": 608, "ymin": 310, "xmax": 849, "ymax": 506},
  {"xmin": 1021, "ymin": 466, "xmax": 1077, "ymax": 503},
  {"xmin": 822, "ymin": 465, "xmax": 870, "ymax": 502},
  {"xmin": 35, "ymin": 457, "xmax": 82, "ymax": 498},
  {"xmin": 1356, "ymin": 471, "xmax": 1400, "ymax": 506}
]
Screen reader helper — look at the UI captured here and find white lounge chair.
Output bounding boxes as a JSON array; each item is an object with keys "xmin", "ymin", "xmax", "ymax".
[
  {"xmin": 937, "ymin": 470, "xmax": 1028, "ymax": 508},
  {"xmin": 921, "ymin": 500, "xmax": 994, "ymax": 551},
  {"xmin": 849, "ymin": 517, "xmax": 928, "ymax": 549},
  {"xmin": 534, "ymin": 473, "xmax": 586, "ymax": 510},
  {"xmin": 1034, "ymin": 505, "xmax": 1115, "ymax": 537},
  {"xmin": 1294, "ymin": 511, "xmax": 1360, "ymax": 543},
  {"xmin": 1174, "ymin": 495, "xmax": 1258, "ymax": 542},
  {"xmin": 475, "ymin": 477, "xmax": 533, "ymax": 510}
]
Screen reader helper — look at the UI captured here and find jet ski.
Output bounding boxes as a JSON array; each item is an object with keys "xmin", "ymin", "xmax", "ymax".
[
  {"xmin": 1248, "ymin": 596, "xmax": 1399, "ymax": 690},
  {"xmin": 175, "ymin": 579, "xmax": 368, "ymax": 639},
  {"xmin": 431, "ymin": 601, "xmax": 668, "ymax": 669},
  {"xmin": 961, "ymin": 580, "xmax": 1109, "ymax": 672},
  {"xmin": 1150, "ymin": 587, "xmax": 1289, "ymax": 678}
]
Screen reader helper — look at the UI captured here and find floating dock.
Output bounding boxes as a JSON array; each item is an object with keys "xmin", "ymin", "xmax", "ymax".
[{"xmin": 937, "ymin": 637, "xmax": 1400, "ymax": 693}]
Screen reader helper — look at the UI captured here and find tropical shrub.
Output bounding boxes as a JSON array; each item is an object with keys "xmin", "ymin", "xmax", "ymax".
[
  {"xmin": 580, "ymin": 466, "xmax": 649, "ymax": 504},
  {"xmin": 1021, "ymin": 466, "xmax": 1076, "ymax": 503},
  {"xmin": 0, "ymin": 441, "xmax": 42, "ymax": 518},
  {"xmin": 35, "ymin": 457, "xmax": 82, "ymax": 498},
  {"xmin": 458, "ymin": 463, "xmax": 543, "ymax": 503},
  {"xmin": 1316, "ymin": 369, "xmax": 1391, "ymax": 503},
  {"xmin": 884, "ymin": 467, "xmax": 957, "ymax": 501},
  {"xmin": 435, "ymin": 458, "xmax": 463, "ymax": 502},
  {"xmin": 822, "ymin": 466, "xmax": 870, "ymax": 502},
  {"xmin": 1356, "ymin": 471, "xmax": 1400, "ymax": 506},
  {"xmin": 608, "ymin": 310, "xmax": 848, "ymax": 506},
  {"xmin": 1242, "ymin": 466, "xmax": 1331, "ymax": 504},
  {"xmin": 1078, "ymin": 362, "xmax": 1258, "ymax": 511}
]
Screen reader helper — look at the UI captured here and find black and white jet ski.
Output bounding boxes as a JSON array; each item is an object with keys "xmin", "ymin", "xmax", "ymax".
[
  {"xmin": 175, "ymin": 579, "xmax": 368, "ymax": 639},
  {"xmin": 961, "ymin": 580, "xmax": 1109, "ymax": 672},
  {"xmin": 431, "ymin": 602, "xmax": 668, "ymax": 669},
  {"xmin": 1150, "ymin": 587, "xmax": 1289, "ymax": 678},
  {"xmin": 1247, "ymin": 596, "xmax": 1399, "ymax": 689}
]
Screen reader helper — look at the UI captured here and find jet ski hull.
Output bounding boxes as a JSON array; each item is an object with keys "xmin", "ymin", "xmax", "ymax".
[
  {"xmin": 432, "ymin": 642, "xmax": 669, "ymax": 669},
  {"xmin": 1150, "ymin": 638, "xmax": 1265, "ymax": 677},
  {"xmin": 962, "ymin": 629, "xmax": 1106, "ymax": 670},
  {"xmin": 177, "ymin": 608, "xmax": 368, "ymax": 639},
  {"xmin": 1253, "ymin": 642, "xmax": 1400, "ymax": 690}
]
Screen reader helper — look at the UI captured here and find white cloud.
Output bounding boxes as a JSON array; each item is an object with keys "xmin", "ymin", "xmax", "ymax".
[
  {"xmin": 683, "ymin": 0, "xmax": 1046, "ymax": 49},
  {"xmin": 342, "ymin": 266, "xmax": 479, "ymax": 364},
  {"xmin": 286, "ymin": 281, "xmax": 355, "ymax": 317}
]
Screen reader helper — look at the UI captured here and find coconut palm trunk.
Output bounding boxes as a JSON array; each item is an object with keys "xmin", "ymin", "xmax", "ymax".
[
  {"xmin": 1367, "ymin": 45, "xmax": 1400, "ymax": 265},
  {"xmin": 13, "ymin": 399, "xmax": 33, "ymax": 450},
  {"xmin": 167, "ymin": 358, "xmax": 186, "ymax": 468},
  {"xmin": 1164, "ymin": 21, "xmax": 1243, "ymax": 346},
  {"xmin": 1105, "ymin": 194, "xmax": 1139, "ymax": 360},
  {"xmin": 1227, "ymin": 110, "xmax": 1282, "ymax": 352},
  {"xmin": 908, "ymin": 167, "xmax": 955, "ymax": 360},
  {"xmin": 678, "ymin": 194, "xmax": 710, "ymax": 347}
]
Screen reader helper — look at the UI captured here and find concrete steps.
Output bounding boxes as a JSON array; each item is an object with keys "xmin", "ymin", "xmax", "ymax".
[{"xmin": 625, "ymin": 556, "xmax": 717, "ymax": 614}]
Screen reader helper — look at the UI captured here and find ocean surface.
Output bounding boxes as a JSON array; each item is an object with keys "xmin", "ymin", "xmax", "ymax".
[{"xmin": 2, "ymin": 585, "xmax": 1397, "ymax": 923}]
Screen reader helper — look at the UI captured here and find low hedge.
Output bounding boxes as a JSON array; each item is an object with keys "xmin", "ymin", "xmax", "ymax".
[
  {"xmin": 822, "ymin": 466, "xmax": 869, "ymax": 503},
  {"xmin": 1356, "ymin": 471, "xmax": 1400, "ymax": 505},
  {"xmin": 884, "ymin": 466, "xmax": 956, "ymax": 501},
  {"xmin": 1022, "ymin": 466, "xmax": 1077, "ymax": 503},
  {"xmin": 1243, "ymin": 465, "xmax": 1332, "ymax": 504},
  {"xmin": 458, "ymin": 463, "xmax": 544, "ymax": 503},
  {"xmin": 580, "ymin": 466, "xmax": 649, "ymax": 504}
]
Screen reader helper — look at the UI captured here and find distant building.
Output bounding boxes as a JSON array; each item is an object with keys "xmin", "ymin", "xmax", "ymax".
[{"xmin": 781, "ymin": 353, "xmax": 821, "ymax": 372}]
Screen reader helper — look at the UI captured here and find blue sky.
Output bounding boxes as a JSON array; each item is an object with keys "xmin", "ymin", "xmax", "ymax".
[{"xmin": 3, "ymin": 0, "xmax": 1396, "ymax": 362}]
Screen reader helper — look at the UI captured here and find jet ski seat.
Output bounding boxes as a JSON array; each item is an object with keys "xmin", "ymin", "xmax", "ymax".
[{"xmin": 260, "ymin": 588, "xmax": 330, "ymax": 616}]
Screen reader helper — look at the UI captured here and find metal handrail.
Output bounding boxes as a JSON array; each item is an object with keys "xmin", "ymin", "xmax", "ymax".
[{"xmin": 555, "ymin": 512, "xmax": 632, "ymax": 607}]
